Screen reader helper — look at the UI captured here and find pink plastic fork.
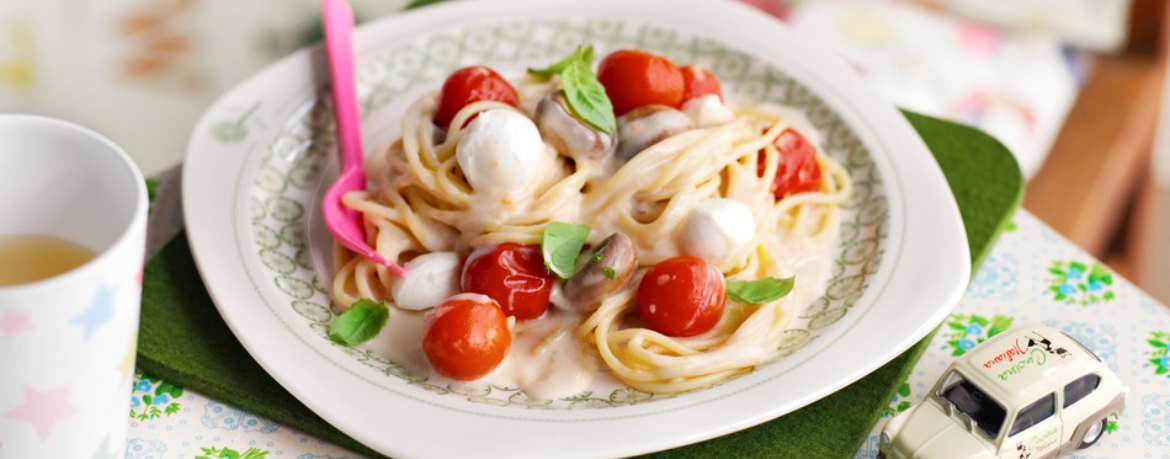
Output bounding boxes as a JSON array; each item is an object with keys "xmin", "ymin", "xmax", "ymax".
[{"xmin": 321, "ymin": 0, "xmax": 406, "ymax": 277}]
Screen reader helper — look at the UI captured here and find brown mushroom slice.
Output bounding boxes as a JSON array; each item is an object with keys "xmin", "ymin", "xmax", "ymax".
[
  {"xmin": 562, "ymin": 233, "xmax": 638, "ymax": 312},
  {"xmin": 615, "ymin": 105, "xmax": 694, "ymax": 161},
  {"xmin": 535, "ymin": 91, "xmax": 615, "ymax": 160}
]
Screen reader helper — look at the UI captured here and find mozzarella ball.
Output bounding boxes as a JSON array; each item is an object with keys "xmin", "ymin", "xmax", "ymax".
[
  {"xmin": 391, "ymin": 252, "xmax": 462, "ymax": 311},
  {"xmin": 678, "ymin": 198, "xmax": 756, "ymax": 265},
  {"xmin": 456, "ymin": 109, "xmax": 545, "ymax": 195},
  {"xmin": 682, "ymin": 94, "xmax": 734, "ymax": 128}
]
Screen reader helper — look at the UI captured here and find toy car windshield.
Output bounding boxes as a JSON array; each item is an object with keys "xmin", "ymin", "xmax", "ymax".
[{"xmin": 937, "ymin": 371, "xmax": 1007, "ymax": 439}]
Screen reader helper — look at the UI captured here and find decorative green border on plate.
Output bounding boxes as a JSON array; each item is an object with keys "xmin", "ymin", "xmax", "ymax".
[{"xmin": 240, "ymin": 18, "xmax": 888, "ymax": 409}]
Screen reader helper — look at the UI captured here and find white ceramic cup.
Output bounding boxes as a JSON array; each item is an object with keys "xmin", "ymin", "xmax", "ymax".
[{"xmin": 0, "ymin": 115, "xmax": 147, "ymax": 457}]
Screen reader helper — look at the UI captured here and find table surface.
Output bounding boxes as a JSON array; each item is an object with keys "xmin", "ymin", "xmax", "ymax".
[{"xmin": 120, "ymin": 168, "xmax": 1170, "ymax": 459}]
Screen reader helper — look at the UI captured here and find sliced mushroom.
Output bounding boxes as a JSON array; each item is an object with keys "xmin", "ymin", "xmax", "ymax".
[
  {"xmin": 431, "ymin": 125, "xmax": 448, "ymax": 146},
  {"xmin": 615, "ymin": 105, "xmax": 694, "ymax": 161},
  {"xmin": 562, "ymin": 233, "xmax": 638, "ymax": 312},
  {"xmin": 535, "ymin": 91, "xmax": 615, "ymax": 160}
]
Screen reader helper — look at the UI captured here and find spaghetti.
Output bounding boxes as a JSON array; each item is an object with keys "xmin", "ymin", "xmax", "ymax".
[{"xmin": 331, "ymin": 71, "xmax": 851, "ymax": 395}]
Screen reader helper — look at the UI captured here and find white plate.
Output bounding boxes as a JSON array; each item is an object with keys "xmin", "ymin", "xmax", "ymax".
[{"xmin": 183, "ymin": 1, "xmax": 969, "ymax": 457}]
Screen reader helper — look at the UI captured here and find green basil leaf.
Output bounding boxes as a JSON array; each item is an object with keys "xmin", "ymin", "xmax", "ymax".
[
  {"xmin": 328, "ymin": 299, "xmax": 390, "ymax": 346},
  {"xmin": 528, "ymin": 45, "xmax": 594, "ymax": 80},
  {"xmin": 727, "ymin": 276, "xmax": 796, "ymax": 305},
  {"xmin": 542, "ymin": 221, "xmax": 591, "ymax": 279},
  {"xmin": 562, "ymin": 58, "xmax": 617, "ymax": 134}
]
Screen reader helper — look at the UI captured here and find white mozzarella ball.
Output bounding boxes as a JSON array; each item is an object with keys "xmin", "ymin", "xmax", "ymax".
[
  {"xmin": 391, "ymin": 252, "xmax": 462, "ymax": 311},
  {"xmin": 456, "ymin": 109, "xmax": 545, "ymax": 195},
  {"xmin": 682, "ymin": 94, "xmax": 735, "ymax": 128},
  {"xmin": 678, "ymin": 198, "xmax": 756, "ymax": 265}
]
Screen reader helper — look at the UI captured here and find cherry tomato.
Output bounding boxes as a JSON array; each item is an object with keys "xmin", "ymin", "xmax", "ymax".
[
  {"xmin": 597, "ymin": 50, "xmax": 684, "ymax": 116},
  {"xmin": 637, "ymin": 256, "xmax": 726, "ymax": 337},
  {"xmin": 757, "ymin": 128, "xmax": 822, "ymax": 200},
  {"xmin": 680, "ymin": 65, "xmax": 723, "ymax": 104},
  {"xmin": 423, "ymin": 294, "xmax": 511, "ymax": 380},
  {"xmin": 461, "ymin": 243, "xmax": 555, "ymax": 320},
  {"xmin": 434, "ymin": 66, "xmax": 520, "ymax": 129}
]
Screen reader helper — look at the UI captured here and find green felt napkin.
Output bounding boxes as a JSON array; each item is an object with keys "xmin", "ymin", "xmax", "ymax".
[{"xmin": 137, "ymin": 111, "xmax": 1022, "ymax": 458}]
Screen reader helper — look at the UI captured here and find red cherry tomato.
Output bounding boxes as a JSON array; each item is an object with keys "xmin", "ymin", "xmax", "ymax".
[
  {"xmin": 461, "ymin": 243, "xmax": 555, "ymax": 320},
  {"xmin": 757, "ymin": 128, "xmax": 822, "ymax": 200},
  {"xmin": 680, "ymin": 65, "xmax": 723, "ymax": 104},
  {"xmin": 597, "ymin": 50, "xmax": 685, "ymax": 116},
  {"xmin": 637, "ymin": 257, "xmax": 726, "ymax": 337},
  {"xmin": 434, "ymin": 66, "xmax": 520, "ymax": 130},
  {"xmin": 423, "ymin": 294, "xmax": 511, "ymax": 380}
]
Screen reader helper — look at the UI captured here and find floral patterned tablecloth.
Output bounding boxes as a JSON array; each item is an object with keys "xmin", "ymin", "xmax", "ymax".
[
  {"xmin": 124, "ymin": 173, "xmax": 1167, "ymax": 459},
  {"xmin": 855, "ymin": 212, "xmax": 1169, "ymax": 459}
]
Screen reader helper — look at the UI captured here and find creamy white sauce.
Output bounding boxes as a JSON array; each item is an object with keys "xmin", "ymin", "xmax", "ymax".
[
  {"xmin": 486, "ymin": 310, "xmax": 599, "ymax": 399},
  {"xmin": 362, "ymin": 303, "xmax": 603, "ymax": 400},
  {"xmin": 361, "ymin": 308, "xmax": 429, "ymax": 372},
  {"xmin": 771, "ymin": 239, "xmax": 835, "ymax": 332}
]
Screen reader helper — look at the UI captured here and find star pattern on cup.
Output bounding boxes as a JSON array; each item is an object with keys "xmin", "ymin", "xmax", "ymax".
[
  {"xmin": 5, "ymin": 384, "xmax": 79, "ymax": 441},
  {"xmin": 116, "ymin": 333, "xmax": 138, "ymax": 383},
  {"xmin": 0, "ymin": 310, "xmax": 33, "ymax": 336},
  {"xmin": 71, "ymin": 284, "xmax": 118, "ymax": 339}
]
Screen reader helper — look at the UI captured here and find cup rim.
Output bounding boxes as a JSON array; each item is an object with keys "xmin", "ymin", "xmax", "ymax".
[{"xmin": 0, "ymin": 114, "xmax": 149, "ymax": 296}]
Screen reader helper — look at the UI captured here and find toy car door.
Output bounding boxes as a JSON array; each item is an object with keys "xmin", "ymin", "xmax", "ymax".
[
  {"xmin": 1000, "ymin": 392, "xmax": 1062, "ymax": 459},
  {"xmin": 1059, "ymin": 373, "xmax": 1107, "ymax": 452}
]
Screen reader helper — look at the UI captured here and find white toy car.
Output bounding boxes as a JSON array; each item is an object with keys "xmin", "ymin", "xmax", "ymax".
[{"xmin": 880, "ymin": 324, "xmax": 1126, "ymax": 459}]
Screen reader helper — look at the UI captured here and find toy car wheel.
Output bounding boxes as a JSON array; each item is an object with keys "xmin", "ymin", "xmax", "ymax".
[{"xmin": 1080, "ymin": 418, "xmax": 1107, "ymax": 448}]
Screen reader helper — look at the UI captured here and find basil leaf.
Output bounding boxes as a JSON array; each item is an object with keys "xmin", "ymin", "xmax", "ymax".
[
  {"xmin": 528, "ymin": 45, "xmax": 594, "ymax": 80},
  {"xmin": 727, "ymin": 276, "xmax": 796, "ymax": 305},
  {"xmin": 328, "ymin": 299, "xmax": 390, "ymax": 346},
  {"xmin": 542, "ymin": 221, "xmax": 591, "ymax": 279},
  {"xmin": 562, "ymin": 58, "xmax": 617, "ymax": 134}
]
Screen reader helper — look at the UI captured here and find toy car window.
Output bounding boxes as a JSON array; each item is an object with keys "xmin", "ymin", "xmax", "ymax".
[
  {"xmin": 1010, "ymin": 393, "xmax": 1056, "ymax": 436},
  {"xmin": 939, "ymin": 371, "xmax": 1007, "ymax": 438},
  {"xmin": 1063, "ymin": 374, "xmax": 1101, "ymax": 408}
]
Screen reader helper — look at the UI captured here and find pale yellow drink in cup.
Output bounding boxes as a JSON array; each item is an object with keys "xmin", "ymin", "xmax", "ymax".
[{"xmin": 0, "ymin": 235, "xmax": 96, "ymax": 286}]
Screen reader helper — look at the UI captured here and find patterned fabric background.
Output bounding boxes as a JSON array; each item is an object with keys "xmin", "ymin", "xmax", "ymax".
[{"xmin": 856, "ymin": 212, "xmax": 1169, "ymax": 459}]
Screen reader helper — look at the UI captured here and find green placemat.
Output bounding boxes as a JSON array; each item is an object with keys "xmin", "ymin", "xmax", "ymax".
[{"xmin": 138, "ymin": 111, "xmax": 1022, "ymax": 458}]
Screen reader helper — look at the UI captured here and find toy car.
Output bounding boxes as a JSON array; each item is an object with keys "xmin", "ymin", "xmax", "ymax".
[{"xmin": 879, "ymin": 324, "xmax": 1126, "ymax": 459}]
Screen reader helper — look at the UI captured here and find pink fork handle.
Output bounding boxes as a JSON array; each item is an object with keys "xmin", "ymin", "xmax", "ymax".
[
  {"xmin": 320, "ymin": 0, "xmax": 406, "ymax": 277},
  {"xmin": 323, "ymin": 0, "xmax": 363, "ymax": 171}
]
